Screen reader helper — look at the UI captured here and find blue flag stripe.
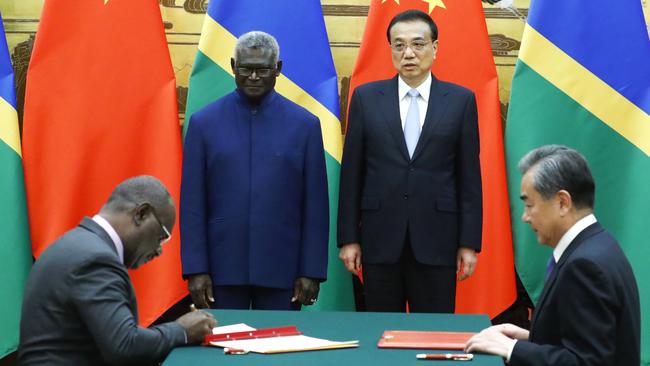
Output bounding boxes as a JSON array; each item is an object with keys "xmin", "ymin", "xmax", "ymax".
[
  {"xmin": 0, "ymin": 15, "xmax": 17, "ymax": 109},
  {"xmin": 207, "ymin": 0, "xmax": 340, "ymax": 118},
  {"xmin": 527, "ymin": 0, "xmax": 650, "ymax": 114}
]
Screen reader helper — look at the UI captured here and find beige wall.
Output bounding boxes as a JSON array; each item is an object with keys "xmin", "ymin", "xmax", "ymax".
[{"xmin": 1, "ymin": 0, "xmax": 648, "ymax": 124}]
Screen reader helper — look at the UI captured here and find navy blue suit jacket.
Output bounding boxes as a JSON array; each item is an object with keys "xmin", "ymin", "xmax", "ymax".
[
  {"xmin": 180, "ymin": 89, "xmax": 329, "ymax": 289},
  {"xmin": 338, "ymin": 75, "xmax": 482, "ymax": 265},
  {"xmin": 510, "ymin": 222, "xmax": 640, "ymax": 366}
]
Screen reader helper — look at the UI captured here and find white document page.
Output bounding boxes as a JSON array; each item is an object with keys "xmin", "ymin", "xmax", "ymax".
[{"xmin": 208, "ymin": 324, "xmax": 358, "ymax": 354}]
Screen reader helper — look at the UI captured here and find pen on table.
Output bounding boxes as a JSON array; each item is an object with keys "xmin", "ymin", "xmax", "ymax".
[
  {"xmin": 416, "ymin": 353, "xmax": 473, "ymax": 361},
  {"xmin": 224, "ymin": 347, "xmax": 249, "ymax": 355}
]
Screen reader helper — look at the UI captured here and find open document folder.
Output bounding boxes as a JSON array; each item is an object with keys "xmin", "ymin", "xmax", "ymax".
[{"xmin": 204, "ymin": 323, "xmax": 359, "ymax": 354}]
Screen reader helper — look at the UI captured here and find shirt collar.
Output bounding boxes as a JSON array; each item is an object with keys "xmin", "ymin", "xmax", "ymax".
[
  {"xmin": 398, "ymin": 73, "xmax": 431, "ymax": 103},
  {"xmin": 553, "ymin": 213, "xmax": 597, "ymax": 262},
  {"xmin": 92, "ymin": 214, "xmax": 124, "ymax": 265}
]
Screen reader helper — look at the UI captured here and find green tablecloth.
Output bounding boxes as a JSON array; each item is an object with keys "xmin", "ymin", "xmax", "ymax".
[{"xmin": 163, "ymin": 309, "xmax": 503, "ymax": 365}]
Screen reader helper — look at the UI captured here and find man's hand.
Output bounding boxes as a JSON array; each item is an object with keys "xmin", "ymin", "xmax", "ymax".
[
  {"xmin": 188, "ymin": 274, "xmax": 214, "ymax": 309},
  {"xmin": 339, "ymin": 243, "xmax": 362, "ymax": 274},
  {"xmin": 176, "ymin": 310, "xmax": 217, "ymax": 344},
  {"xmin": 496, "ymin": 323, "xmax": 530, "ymax": 340},
  {"xmin": 464, "ymin": 324, "xmax": 526, "ymax": 358},
  {"xmin": 456, "ymin": 247, "xmax": 477, "ymax": 281},
  {"xmin": 292, "ymin": 277, "xmax": 320, "ymax": 306}
]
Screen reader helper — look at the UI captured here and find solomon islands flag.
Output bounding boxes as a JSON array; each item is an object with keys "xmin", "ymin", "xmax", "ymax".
[{"xmin": 184, "ymin": 0, "xmax": 352, "ymax": 311}]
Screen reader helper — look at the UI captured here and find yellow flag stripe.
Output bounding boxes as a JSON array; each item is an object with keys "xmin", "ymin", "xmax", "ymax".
[
  {"xmin": 0, "ymin": 96, "xmax": 21, "ymax": 157},
  {"xmin": 197, "ymin": 16, "xmax": 342, "ymax": 162},
  {"xmin": 520, "ymin": 25, "xmax": 650, "ymax": 156}
]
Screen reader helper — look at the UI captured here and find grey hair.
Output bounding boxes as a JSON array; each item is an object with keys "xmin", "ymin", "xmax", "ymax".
[
  {"xmin": 102, "ymin": 175, "xmax": 173, "ymax": 213},
  {"xmin": 233, "ymin": 31, "xmax": 280, "ymax": 64},
  {"xmin": 518, "ymin": 145, "xmax": 595, "ymax": 209}
]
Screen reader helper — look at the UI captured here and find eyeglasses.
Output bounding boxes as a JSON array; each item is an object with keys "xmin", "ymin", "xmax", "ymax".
[
  {"xmin": 390, "ymin": 40, "xmax": 431, "ymax": 53},
  {"xmin": 235, "ymin": 66, "xmax": 275, "ymax": 77},
  {"xmin": 151, "ymin": 208, "xmax": 171, "ymax": 244}
]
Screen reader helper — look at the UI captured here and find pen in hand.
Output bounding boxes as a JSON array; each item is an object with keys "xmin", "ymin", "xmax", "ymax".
[{"xmin": 416, "ymin": 353, "xmax": 473, "ymax": 361}]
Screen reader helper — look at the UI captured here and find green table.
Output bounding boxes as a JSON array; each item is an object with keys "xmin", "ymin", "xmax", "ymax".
[{"xmin": 163, "ymin": 309, "xmax": 503, "ymax": 365}]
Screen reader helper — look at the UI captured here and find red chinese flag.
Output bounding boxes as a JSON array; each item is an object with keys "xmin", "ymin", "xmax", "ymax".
[
  {"xmin": 349, "ymin": 0, "xmax": 515, "ymax": 317},
  {"xmin": 22, "ymin": 0, "xmax": 186, "ymax": 325}
]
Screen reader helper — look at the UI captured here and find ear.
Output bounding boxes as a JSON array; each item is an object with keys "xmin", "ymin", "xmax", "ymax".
[
  {"xmin": 230, "ymin": 58, "xmax": 236, "ymax": 74},
  {"xmin": 133, "ymin": 202, "xmax": 153, "ymax": 227},
  {"xmin": 556, "ymin": 190, "xmax": 572, "ymax": 216},
  {"xmin": 275, "ymin": 60, "xmax": 283, "ymax": 75},
  {"xmin": 432, "ymin": 40, "xmax": 439, "ymax": 59}
]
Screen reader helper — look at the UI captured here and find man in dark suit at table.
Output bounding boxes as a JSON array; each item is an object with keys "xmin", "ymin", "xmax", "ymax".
[
  {"xmin": 338, "ymin": 9, "xmax": 482, "ymax": 313},
  {"xmin": 180, "ymin": 31, "xmax": 329, "ymax": 311},
  {"xmin": 465, "ymin": 145, "xmax": 640, "ymax": 365},
  {"xmin": 18, "ymin": 176, "xmax": 217, "ymax": 366}
]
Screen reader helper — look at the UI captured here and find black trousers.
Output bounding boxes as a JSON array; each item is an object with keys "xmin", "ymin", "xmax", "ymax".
[{"xmin": 362, "ymin": 234, "xmax": 456, "ymax": 313}]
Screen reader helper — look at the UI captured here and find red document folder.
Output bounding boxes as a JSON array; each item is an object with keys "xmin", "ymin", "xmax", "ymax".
[
  {"xmin": 203, "ymin": 325, "xmax": 301, "ymax": 344},
  {"xmin": 377, "ymin": 330, "xmax": 476, "ymax": 350},
  {"xmin": 203, "ymin": 325, "xmax": 359, "ymax": 354}
]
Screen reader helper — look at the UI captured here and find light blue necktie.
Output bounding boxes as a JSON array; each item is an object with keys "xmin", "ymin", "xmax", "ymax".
[{"xmin": 404, "ymin": 89, "xmax": 421, "ymax": 159}]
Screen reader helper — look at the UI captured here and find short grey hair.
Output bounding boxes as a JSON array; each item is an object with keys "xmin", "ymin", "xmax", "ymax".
[
  {"xmin": 233, "ymin": 31, "xmax": 280, "ymax": 64},
  {"xmin": 518, "ymin": 145, "xmax": 595, "ymax": 209},
  {"xmin": 102, "ymin": 175, "xmax": 173, "ymax": 213}
]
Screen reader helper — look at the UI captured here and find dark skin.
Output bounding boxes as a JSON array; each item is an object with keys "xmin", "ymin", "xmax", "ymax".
[
  {"xmin": 187, "ymin": 46, "xmax": 320, "ymax": 309},
  {"xmin": 102, "ymin": 201, "xmax": 217, "ymax": 343},
  {"xmin": 230, "ymin": 46, "xmax": 282, "ymax": 104}
]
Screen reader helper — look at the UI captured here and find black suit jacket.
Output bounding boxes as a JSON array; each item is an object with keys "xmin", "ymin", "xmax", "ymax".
[
  {"xmin": 510, "ymin": 222, "xmax": 641, "ymax": 366},
  {"xmin": 18, "ymin": 218, "xmax": 185, "ymax": 366},
  {"xmin": 338, "ymin": 75, "xmax": 482, "ymax": 265}
]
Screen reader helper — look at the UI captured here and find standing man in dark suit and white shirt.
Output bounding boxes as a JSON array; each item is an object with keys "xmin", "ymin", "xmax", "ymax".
[
  {"xmin": 18, "ymin": 176, "xmax": 217, "ymax": 366},
  {"xmin": 465, "ymin": 145, "xmax": 640, "ymax": 366},
  {"xmin": 338, "ymin": 9, "xmax": 482, "ymax": 313}
]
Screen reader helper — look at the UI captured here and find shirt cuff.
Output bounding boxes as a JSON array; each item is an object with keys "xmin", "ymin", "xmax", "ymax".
[{"xmin": 505, "ymin": 339, "xmax": 517, "ymax": 363}]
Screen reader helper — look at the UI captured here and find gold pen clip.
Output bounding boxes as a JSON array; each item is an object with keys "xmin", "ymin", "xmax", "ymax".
[{"xmin": 451, "ymin": 353, "xmax": 473, "ymax": 361}]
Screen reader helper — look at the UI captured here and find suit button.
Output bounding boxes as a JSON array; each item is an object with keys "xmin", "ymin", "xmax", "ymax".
[
  {"xmin": 409, "ymin": 168, "xmax": 415, "ymax": 172},
  {"xmin": 403, "ymin": 194, "xmax": 409, "ymax": 200}
]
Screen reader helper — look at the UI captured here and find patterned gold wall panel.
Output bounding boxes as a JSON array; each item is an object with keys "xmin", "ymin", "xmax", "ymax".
[{"xmin": 1, "ymin": 0, "xmax": 648, "ymax": 125}]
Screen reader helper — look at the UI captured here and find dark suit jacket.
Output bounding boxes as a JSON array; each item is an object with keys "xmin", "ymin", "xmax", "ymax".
[
  {"xmin": 510, "ymin": 222, "xmax": 641, "ymax": 366},
  {"xmin": 180, "ymin": 90, "xmax": 329, "ymax": 289},
  {"xmin": 338, "ymin": 75, "xmax": 482, "ymax": 265},
  {"xmin": 18, "ymin": 218, "xmax": 186, "ymax": 366}
]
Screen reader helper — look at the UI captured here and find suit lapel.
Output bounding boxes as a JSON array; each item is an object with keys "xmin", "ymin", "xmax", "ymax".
[
  {"xmin": 379, "ymin": 76, "xmax": 410, "ymax": 161},
  {"xmin": 79, "ymin": 217, "xmax": 119, "ymax": 256},
  {"xmin": 411, "ymin": 76, "xmax": 448, "ymax": 162},
  {"xmin": 530, "ymin": 222, "xmax": 603, "ymax": 335}
]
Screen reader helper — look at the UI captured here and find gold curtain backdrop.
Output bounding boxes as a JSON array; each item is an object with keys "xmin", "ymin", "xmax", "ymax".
[{"xmin": 3, "ymin": 0, "xmax": 647, "ymax": 128}]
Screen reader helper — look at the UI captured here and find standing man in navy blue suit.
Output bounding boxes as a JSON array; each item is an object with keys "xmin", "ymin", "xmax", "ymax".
[
  {"xmin": 180, "ymin": 31, "xmax": 329, "ymax": 310},
  {"xmin": 466, "ymin": 145, "xmax": 640, "ymax": 366},
  {"xmin": 338, "ymin": 10, "xmax": 482, "ymax": 313}
]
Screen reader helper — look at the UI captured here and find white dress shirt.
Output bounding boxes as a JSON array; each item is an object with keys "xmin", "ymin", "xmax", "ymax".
[
  {"xmin": 92, "ymin": 214, "xmax": 124, "ymax": 265},
  {"xmin": 398, "ymin": 73, "xmax": 431, "ymax": 130}
]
